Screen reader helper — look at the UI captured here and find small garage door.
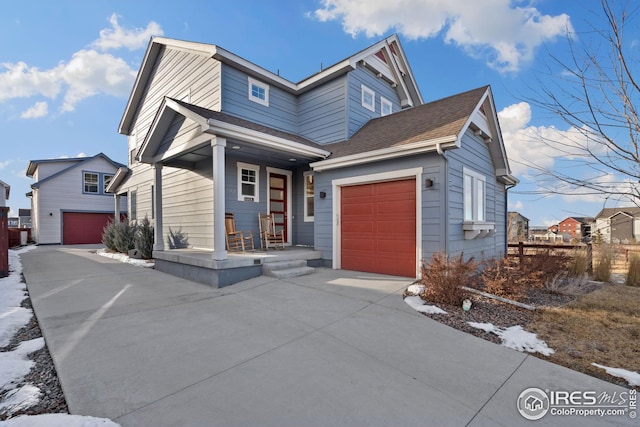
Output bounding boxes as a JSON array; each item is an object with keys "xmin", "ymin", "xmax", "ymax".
[
  {"xmin": 63, "ymin": 212, "xmax": 115, "ymax": 245},
  {"xmin": 341, "ymin": 179, "xmax": 416, "ymax": 277}
]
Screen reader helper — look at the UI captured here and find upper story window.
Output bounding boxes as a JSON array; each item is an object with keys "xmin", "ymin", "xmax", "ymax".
[
  {"xmin": 248, "ymin": 77, "xmax": 269, "ymax": 107},
  {"xmin": 237, "ymin": 162, "xmax": 260, "ymax": 202},
  {"xmin": 361, "ymin": 84, "xmax": 375, "ymax": 112},
  {"xmin": 103, "ymin": 174, "xmax": 113, "ymax": 193},
  {"xmin": 381, "ymin": 97, "xmax": 392, "ymax": 116},
  {"xmin": 83, "ymin": 171, "xmax": 112, "ymax": 196},
  {"xmin": 463, "ymin": 167, "xmax": 486, "ymax": 222},
  {"xmin": 84, "ymin": 172, "xmax": 98, "ymax": 194},
  {"xmin": 303, "ymin": 172, "xmax": 314, "ymax": 222}
]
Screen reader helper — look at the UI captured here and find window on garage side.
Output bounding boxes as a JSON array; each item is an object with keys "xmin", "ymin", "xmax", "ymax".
[
  {"xmin": 103, "ymin": 174, "xmax": 113, "ymax": 193},
  {"xmin": 463, "ymin": 167, "xmax": 486, "ymax": 222},
  {"xmin": 303, "ymin": 172, "xmax": 314, "ymax": 222},
  {"xmin": 237, "ymin": 162, "xmax": 259, "ymax": 202},
  {"xmin": 83, "ymin": 172, "xmax": 99, "ymax": 194}
]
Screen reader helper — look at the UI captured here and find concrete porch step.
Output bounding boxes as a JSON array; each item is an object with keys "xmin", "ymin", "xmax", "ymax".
[{"xmin": 262, "ymin": 259, "xmax": 315, "ymax": 278}]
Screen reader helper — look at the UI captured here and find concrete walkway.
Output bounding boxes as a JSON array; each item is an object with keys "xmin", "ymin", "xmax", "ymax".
[{"xmin": 21, "ymin": 246, "xmax": 635, "ymax": 426}]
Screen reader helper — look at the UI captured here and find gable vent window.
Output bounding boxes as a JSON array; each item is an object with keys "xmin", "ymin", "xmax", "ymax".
[
  {"xmin": 248, "ymin": 77, "xmax": 269, "ymax": 107},
  {"xmin": 361, "ymin": 84, "xmax": 375, "ymax": 112}
]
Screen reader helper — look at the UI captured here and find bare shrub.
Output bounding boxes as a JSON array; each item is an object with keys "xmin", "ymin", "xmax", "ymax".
[
  {"xmin": 525, "ymin": 249, "xmax": 569, "ymax": 285},
  {"xmin": 420, "ymin": 253, "xmax": 477, "ymax": 306},
  {"xmin": 481, "ymin": 256, "xmax": 540, "ymax": 299},
  {"xmin": 545, "ymin": 271, "xmax": 591, "ymax": 295},
  {"xmin": 625, "ymin": 253, "xmax": 640, "ymax": 287},
  {"xmin": 568, "ymin": 248, "xmax": 589, "ymax": 277},
  {"xmin": 593, "ymin": 247, "xmax": 614, "ymax": 282}
]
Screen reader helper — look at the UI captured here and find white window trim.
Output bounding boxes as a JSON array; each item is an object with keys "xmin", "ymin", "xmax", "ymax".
[
  {"xmin": 381, "ymin": 96, "xmax": 392, "ymax": 116},
  {"xmin": 237, "ymin": 162, "xmax": 260, "ymax": 202},
  {"xmin": 361, "ymin": 84, "xmax": 375, "ymax": 112},
  {"xmin": 248, "ymin": 77, "xmax": 269, "ymax": 107},
  {"xmin": 303, "ymin": 171, "xmax": 314, "ymax": 222},
  {"xmin": 463, "ymin": 167, "xmax": 487, "ymax": 222}
]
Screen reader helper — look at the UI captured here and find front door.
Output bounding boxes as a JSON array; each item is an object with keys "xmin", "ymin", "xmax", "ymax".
[{"xmin": 269, "ymin": 173, "xmax": 288, "ymax": 241}]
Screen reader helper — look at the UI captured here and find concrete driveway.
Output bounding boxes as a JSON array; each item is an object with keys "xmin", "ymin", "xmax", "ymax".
[{"xmin": 21, "ymin": 246, "xmax": 634, "ymax": 426}]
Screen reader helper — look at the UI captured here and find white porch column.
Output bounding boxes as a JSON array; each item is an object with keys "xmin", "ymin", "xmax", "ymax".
[
  {"xmin": 113, "ymin": 194, "xmax": 121, "ymax": 222},
  {"xmin": 211, "ymin": 137, "xmax": 227, "ymax": 260},
  {"xmin": 153, "ymin": 163, "xmax": 164, "ymax": 251}
]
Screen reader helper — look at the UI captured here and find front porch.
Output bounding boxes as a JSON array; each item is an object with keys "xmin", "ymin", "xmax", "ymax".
[{"xmin": 153, "ymin": 246, "xmax": 324, "ymax": 287}]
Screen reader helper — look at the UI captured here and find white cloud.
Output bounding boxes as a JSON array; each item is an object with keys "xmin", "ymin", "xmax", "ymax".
[
  {"xmin": 20, "ymin": 101, "xmax": 48, "ymax": 119},
  {"xmin": 0, "ymin": 15, "xmax": 161, "ymax": 113},
  {"xmin": 0, "ymin": 62, "xmax": 61, "ymax": 102},
  {"xmin": 59, "ymin": 50, "xmax": 136, "ymax": 112},
  {"xmin": 509, "ymin": 200, "xmax": 524, "ymax": 211},
  {"xmin": 0, "ymin": 160, "xmax": 10, "ymax": 169},
  {"xmin": 312, "ymin": 0, "xmax": 573, "ymax": 73},
  {"xmin": 92, "ymin": 13, "xmax": 163, "ymax": 51}
]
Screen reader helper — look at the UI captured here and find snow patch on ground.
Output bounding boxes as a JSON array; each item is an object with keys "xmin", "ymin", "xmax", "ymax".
[
  {"xmin": 405, "ymin": 284, "xmax": 425, "ymax": 295},
  {"xmin": 0, "ymin": 246, "xmax": 36, "ymax": 347},
  {"xmin": 0, "ymin": 384, "xmax": 42, "ymax": 416},
  {"xmin": 0, "ymin": 247, "xmax": 121, "ymax": 425},
  {"xmin": 96, "ymin": 249, "xmax": 154, "ymax": 268},
  {"xmin": 468, "ymin": 322, "xmax": 555, "ymax": 356},
  {"xmin": 592, "ymin": 363, "xmax": 640, "ymax": 387},
  {"xmin": 404, "ymin": 296, "xmax": 447, "ymax": 315},
  {"xmin": 1, "ymin": 413, "xmax": 121, "ymax": 426}
]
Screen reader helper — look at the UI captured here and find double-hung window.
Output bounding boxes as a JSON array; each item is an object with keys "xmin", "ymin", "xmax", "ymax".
[
  {"xmin": 84, "ymin": 173, "xmax": 99, "ymax": 194},
  {"xmin": 238, "ymin": 162, "xmax": 259, "ymax": 202},
  {"xmin": 463, "ymin": 168, "xmax": 486, "ymax": 222}
]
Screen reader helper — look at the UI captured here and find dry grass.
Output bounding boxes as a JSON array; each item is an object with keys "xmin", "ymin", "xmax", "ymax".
[{"xmin": 528, "ymin": 285, "xmax": 640, "ymax": 388}]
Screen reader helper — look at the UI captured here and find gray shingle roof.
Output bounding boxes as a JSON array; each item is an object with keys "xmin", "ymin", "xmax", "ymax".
[{"xmin": 324, "ymin": 86, "xmax": 488, "ymax": 159}]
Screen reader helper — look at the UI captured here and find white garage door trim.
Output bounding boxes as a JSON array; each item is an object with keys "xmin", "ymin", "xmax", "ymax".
[{"xmin": 331, "ymin": 167, "xmax": 423, "ymax": 274}]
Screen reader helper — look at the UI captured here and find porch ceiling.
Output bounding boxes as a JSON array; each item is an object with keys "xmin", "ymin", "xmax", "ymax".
[{"xmin": 140, "ymin": 97, "xmax": 329, "ymax": 170}]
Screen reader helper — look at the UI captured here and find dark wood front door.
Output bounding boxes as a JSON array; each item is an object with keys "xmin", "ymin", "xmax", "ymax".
[{"xmin": 269, "ymin": 173, "xmax": 287, "ymax": 241}]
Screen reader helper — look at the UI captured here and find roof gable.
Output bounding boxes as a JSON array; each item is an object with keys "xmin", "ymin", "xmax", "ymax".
[
  {"xmin": 29, "ymin": 153, "xmax": 125, "ymax": 189},
  {"xmin": 312, "ymin": 86, "xmax": 516, "ymax": 184},
  {"xmin": 119, "ymin": 35, "xmax": 422, "ymax": 135},
  {"xmin": 596, "ymin": 207, "xmax": 640, "ymax": 219}
]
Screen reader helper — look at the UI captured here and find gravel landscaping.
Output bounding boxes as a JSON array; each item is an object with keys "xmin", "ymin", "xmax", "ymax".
[{"xmin": 0, "ymin": 292, "xmax": 69, "ymax": 420}]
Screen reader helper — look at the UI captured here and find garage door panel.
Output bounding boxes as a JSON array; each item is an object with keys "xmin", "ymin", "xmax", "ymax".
[
  {"xmin": 63, "ymin": 212, "xmax": 117, "ymax": 245},
  {"xmin": 341, "ymin": 179, "xmax": 416, "ymax": 277}
]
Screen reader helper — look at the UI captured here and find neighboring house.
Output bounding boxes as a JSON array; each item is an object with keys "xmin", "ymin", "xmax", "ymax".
[
  {"xmin": 558, "ymin": 217, "xmax": 592, "ymax": 240},
  {"xmin": 26, "ymin": 153, "xmax": 127, "ymax": 245},
  {"xmin": 8, "ymin": 217, "xmax": 19, "ymax": 228},
  {"xmin": 0, "ymin": 179, "xmax": 9, "ymax": 207},
  {"xmin": 507, "ymin": 212, "xmax": 529, "ymax": 242},
  {"xmin": 18, "ymin": 208, "xmax": 31, "ymax": 228},
  {"xmin": 110, "ymin": 35, "xmax": 517, "ymax": 280},
  {"xmin": 529, "ymin": 226, "xmax": 562, "ymax": 242},
  {"xmin": 594, "ymin": 207, "xmax": 640, "ymax": 243}
]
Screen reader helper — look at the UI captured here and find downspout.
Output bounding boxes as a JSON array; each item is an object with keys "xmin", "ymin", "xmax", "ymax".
[{"xmin": 436, "ymin": 143, "xmax": 449, "ymax": 254}]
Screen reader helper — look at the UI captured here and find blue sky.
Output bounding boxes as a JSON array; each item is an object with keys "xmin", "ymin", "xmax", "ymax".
[{"xmin": 0, "ymin": 0, "xmax": 633, "ymax": 226}]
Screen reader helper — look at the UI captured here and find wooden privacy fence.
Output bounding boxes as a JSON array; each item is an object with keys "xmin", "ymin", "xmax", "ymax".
[{"xmin": 508, "ymin": 242, "xmax": 592, "ymax": 272}]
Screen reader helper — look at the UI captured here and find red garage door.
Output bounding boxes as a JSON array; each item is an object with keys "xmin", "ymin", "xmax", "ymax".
[
  {"xmin": 63, "ymin": 212, "xmax": 115, "ymax": 245},
  {"xmin": 341, "ymin": 179, "xmax": 416, "ymax": 277}
]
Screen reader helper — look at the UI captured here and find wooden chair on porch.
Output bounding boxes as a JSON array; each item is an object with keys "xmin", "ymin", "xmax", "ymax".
[
  {"xmin": 225, "ymin": 212, "xmax": 254, "ymax": 252},
  {"xmin": 258, "ymin": 213, "xmax": 285, "ymax": 250}
]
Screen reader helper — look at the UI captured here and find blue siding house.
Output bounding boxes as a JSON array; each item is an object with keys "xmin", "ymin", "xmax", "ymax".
[{"xmin": 110, "ymin": 35, "xmax": 517, "ymax": 284}]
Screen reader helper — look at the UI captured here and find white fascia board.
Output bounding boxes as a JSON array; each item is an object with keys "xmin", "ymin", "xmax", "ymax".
[
  {"xmin": 206, "ymin": 119, "xmax": 331, "ymax": 159},
  {"xmin": 311, "ymin": 136, "xmax": 458, "ymax": 172},
  {"xmin": 105, "ymin": 167, "xmax": 130, "ymax": 193}
]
